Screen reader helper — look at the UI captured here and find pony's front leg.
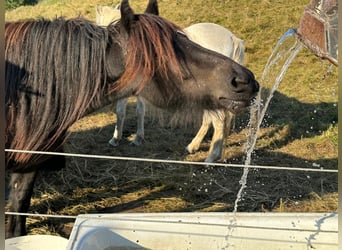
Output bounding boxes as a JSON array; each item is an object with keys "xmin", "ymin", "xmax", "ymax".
[
  {"xmin": 186, "ymin": 110, "xmax": 212, "ymax": 154},
  {"xmin": 6, "ymin": 170, "xmax": 38, "ymax": 238},
  {"xmin": 130, "ymin": 96, "xmax": 145, "ymax": 146},
  {"xmin": 109, "ymin": 98, "xmax": 128, "ymax": 147}
]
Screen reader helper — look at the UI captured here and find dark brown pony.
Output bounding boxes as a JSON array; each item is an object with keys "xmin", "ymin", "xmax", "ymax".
[{"xmin": 5, "ymin": 0, "xmax": 259, "ymax": 238}]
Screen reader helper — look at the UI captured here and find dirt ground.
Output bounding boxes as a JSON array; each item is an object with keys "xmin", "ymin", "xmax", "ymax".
[{"xmin": 24, "ymin": 96, "xmax": 337, "ymax": 237}]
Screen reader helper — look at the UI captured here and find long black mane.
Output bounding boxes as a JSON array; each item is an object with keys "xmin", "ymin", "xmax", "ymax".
[
  {"xmin": 110, "ymin": 13, "xmax": 187, "ymax": 95},
  {"xmin": 5, "ymin": 14, "xmax": 192, "ymax": 171},
  {"xmin": 5, "ymin": 18, "xmax": 109, "ymax": 170}
]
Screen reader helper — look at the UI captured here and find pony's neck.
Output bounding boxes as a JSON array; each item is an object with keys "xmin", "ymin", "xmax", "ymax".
[{"xmin": 84, "ymin": 81, "xmax": 139, "ymax": 116}]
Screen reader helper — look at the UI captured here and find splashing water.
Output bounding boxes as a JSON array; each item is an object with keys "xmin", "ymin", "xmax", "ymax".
[
  {"xmin": 234, "ymin": 28, "xmax": 303, "ymax": 213},
  {"xmin": 224, "ymin": 29, "xmax": 303, "ymax": 249}
]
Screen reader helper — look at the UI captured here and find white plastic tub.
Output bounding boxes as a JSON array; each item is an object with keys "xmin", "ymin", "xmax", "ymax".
[
  {"xmin": 66, "ymin": 212, "xmax": 337, "ymax": 250},
  {"xmin": 5, "ymin": 235, "xmax": 69, "ymax": 250}
]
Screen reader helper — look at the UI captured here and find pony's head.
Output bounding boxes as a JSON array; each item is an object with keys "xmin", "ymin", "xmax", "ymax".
[{"xmin": 106, "ymin": 0, "xmax": 259, "ymax": 114}]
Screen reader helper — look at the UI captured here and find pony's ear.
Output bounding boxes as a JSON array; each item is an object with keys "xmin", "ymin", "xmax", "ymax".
[
  {"xmin": 145, "ymin": 0, "xmax": 159, "ymax": 15},
  {"xmin": 120, "ymin": 0, "xmax": 136, "ymax": 34}
]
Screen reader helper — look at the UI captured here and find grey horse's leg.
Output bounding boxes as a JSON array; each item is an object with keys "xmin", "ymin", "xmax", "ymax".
[
  {"xmin": 6, "ymin": 170, "xmax": 38, "ymax": 238},
  {"xmin": 205, "ymin": 110, "xmax": 233, "ymax": 163},
  {"xmin": 130, "ymin": 96, "xmax": 145, "ymax": 146},
  {"xmin": 186, "ymin": 110, "xmax": 212, "ymax": 154},
  {"xmin": 109, "ymin": 98, "xmax": 128, "ymax": 147}
]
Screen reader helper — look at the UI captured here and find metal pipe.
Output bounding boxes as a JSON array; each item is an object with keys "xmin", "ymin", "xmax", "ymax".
[{"xmin": 295, "ymin": 0, "xmax": 338, "ymax": 66}]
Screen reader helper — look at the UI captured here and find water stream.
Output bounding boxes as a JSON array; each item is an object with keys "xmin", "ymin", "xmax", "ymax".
[
  {"xmin": 234, "ymin": 29, "xmax": 303, "ymax": 213},
  {"xmin": 224, "ymin": 29, "xmax": 303, "ymax": 248}
]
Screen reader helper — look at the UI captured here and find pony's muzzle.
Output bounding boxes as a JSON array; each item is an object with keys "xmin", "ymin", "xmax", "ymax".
[{"xmin": 232, "ymin": 76, "xmax": 260, "ymax": 95}]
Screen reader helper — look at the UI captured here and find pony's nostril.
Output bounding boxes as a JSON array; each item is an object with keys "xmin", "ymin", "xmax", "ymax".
[
  {"xmin": 231, "ymin": 77, "xmax": 238, "ymax": 88},
  {"xmin": 232, "ymin": 77, "xmax": 248, "ymax": 89}
]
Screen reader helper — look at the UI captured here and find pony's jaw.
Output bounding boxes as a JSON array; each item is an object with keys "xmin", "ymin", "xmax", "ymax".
[
  {"xmin": 138, "ymin": 66, "xmax": 259, "ymax": 114},
  {"xmin": 205, "ymin": 59, "xmax": 259, "ymax": 113},
  {"xmin": 218, "ymin": 98, "xmax": 252, "ymax": 114}
]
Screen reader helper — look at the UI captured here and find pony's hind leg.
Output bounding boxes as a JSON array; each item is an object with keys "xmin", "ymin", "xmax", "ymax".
[
  {"xmin": 205, "ymin": 110, "xmax": 233, "ymax": 163},
  {"xmin": 6, "ymin": 170, "xmax": 38, "ymax": 238},
  {"xmin": 186, "ymin": 110, "xmax": 212, "ymax": 154},
  {"xmin": 130, "ymin": 96, "xmax": 145, "ymax": 146},
  {"xmin": 204, "ymin": 110, "xmax": 225, "ymax": 163},
  {"xmin": 109, "ymin": 98, "xmax": 128, "ymax": 147}
]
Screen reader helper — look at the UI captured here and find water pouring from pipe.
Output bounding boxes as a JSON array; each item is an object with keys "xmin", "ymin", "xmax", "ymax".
[
  {"xmin": 234, "ymin": 30, "xmax": 303, "ymax": 213},
  {"xmin": 233, "ymin": 0, "xmax": 338, "ymax": 213}
]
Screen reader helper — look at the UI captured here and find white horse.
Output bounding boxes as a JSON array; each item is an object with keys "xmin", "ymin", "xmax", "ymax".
[{"xmin": 96, "ymin": 5, "xmax": 245, "ymax": 163}]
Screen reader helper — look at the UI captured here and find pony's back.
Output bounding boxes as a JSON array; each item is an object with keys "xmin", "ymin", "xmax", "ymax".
[{"xmin": 184, "ymin": 22, "xmax": 245, "ymax": 64}]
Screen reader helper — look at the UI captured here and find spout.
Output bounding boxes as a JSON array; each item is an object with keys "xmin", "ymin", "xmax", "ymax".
[{"xmin": 295, "ymin": 0, "xmax": 338, "ymax": 66}]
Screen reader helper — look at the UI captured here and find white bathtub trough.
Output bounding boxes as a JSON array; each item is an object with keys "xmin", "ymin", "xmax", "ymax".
[
  {"xmin": 5, "ymin": 235, "xmax": 69, "ymax": 250},
  {"xmin": 65, "ymin": 212, "xmax": 337, "ymax": 250}
]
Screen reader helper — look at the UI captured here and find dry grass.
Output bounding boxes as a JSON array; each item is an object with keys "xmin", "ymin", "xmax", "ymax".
[
  {"xmin": 274, "ymin": 192, "xmax": 338, "ymax": 212},
  {"xmin": 5, "ymin": 0, "xmax": 338, "ymax": 238}
]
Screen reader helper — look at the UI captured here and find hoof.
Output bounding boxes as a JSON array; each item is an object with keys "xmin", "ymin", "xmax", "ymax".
[
  {"xmin": 185, "ymin": 145, "xmax": 196, "ymax": 154},
  {"xmin": 204, "ymin": 153, "xmax": 221, "ymax": 164},
  {"xmin": 108, "ymin": 138, "xmax": 120, "ymax": 147},
  {"xmin": 204, "ymin": 157, "xmax": 215, "ymax": 163},
  {"xmin": 130, "ymin": 136, "xmax": 144, "ymax": 146}
]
